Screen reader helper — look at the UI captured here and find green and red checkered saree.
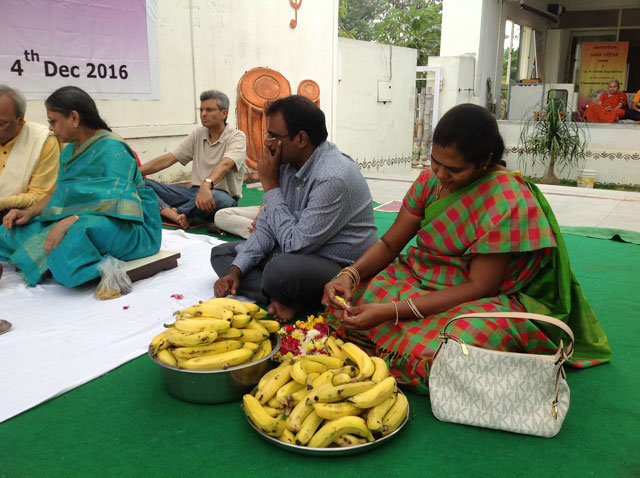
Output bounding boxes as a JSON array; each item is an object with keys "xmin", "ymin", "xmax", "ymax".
[{"xmin": 324, "ymin": 170, "xmax": 612, "ymax": 395}]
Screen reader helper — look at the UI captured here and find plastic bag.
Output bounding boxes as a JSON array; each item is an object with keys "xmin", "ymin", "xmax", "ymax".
[{"xmin": 94, "ymin": 256, "xmax": 132, "ymax": 300}]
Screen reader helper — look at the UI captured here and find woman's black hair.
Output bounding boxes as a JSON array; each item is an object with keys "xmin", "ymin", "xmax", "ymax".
[
  {"xmin": 45, "ymin": 86, "xmax": 111, "ymax": 131},
  {"xmin": 432, "ymin": 103, "xmax": 506, "ymax": 167}
]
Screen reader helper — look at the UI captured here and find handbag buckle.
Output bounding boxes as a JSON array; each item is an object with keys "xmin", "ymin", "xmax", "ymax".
[
  {"xmin": 439, "ymin": 332, "xmax": 469, "ymax": 356},
  {"xmin": 552, "ymin": 401, "xmax": 558, "ymax": 420}
]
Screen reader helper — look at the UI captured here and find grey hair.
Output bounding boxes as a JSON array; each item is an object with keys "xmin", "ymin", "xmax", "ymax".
[
  {"xmin": 609, "ymin": 79, "xmax": 620, "ymax": 87},
  {"xmin": 200, "ymin": 90, "xmax": 230, "ymax": 111},
  {"xmin": 0, "ymin": 84, "xmax": 27, "ymax": 118}
]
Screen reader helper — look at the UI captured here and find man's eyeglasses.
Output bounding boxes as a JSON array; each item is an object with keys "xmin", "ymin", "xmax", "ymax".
[{"xmin": 264, "ymin": 132, "xmax": 290, "ymax": 142}]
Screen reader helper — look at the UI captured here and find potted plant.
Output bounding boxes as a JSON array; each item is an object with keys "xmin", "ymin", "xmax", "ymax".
[{"xmin": 518, "ymin": 96, "xmax": 588, "ymax": 185}]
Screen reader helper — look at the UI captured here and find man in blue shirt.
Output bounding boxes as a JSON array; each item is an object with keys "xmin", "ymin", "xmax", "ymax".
[{"xmin": 211, "ymin": 95, "xmax": 377, "ymax": 322}]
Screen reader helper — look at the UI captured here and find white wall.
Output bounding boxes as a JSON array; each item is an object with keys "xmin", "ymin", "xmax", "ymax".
[
  {"xmin": 335, "ymin": 38, "xmax": 417, "ymax": 174},
  {"xmin": 22, "ymin": 0, "xmax": 339, "ymax": 184},
  {"xmin": 499, "ymin": 121, "xmax": 640, "ymax": 185}
]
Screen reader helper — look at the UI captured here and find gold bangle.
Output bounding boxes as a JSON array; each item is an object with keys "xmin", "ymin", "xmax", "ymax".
[
  {"xmin": 392, "ymin": 301, "xmax": 399, "ymax": 325},
  {"xmin": 405, "ymin": 297, "xmax": 425, "ymax": 320},
  {"xmin": 343, "ymin": 266, "xmax": 361, "ymax": 287},
  {"xmin": 336, "ymin": 270, "xmax": 356, "ymax": 286},
  {"xmin": 72, "ymin": 215, "xmax": 79, "ymax": 220}
]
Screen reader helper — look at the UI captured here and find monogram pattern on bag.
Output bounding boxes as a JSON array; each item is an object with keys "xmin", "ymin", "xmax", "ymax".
[{"xmin": 429, "ymin": 341, "xmax": 570, "ymax": 438}]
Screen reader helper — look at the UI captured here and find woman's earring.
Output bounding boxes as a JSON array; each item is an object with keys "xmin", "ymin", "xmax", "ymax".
[{"xmin": 73, "ymin": 123, "xmax": 78, "ymax": 128}]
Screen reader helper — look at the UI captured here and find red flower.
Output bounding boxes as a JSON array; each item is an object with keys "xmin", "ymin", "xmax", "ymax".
[
  {"xmin": 122, "ymin": 306, "xmax": 129, "ymax": 310},
  {"xmin": 170, "ymin": 294, "xmax": 184, "ymax": 300},
  {"xmin": 313, "ymin": 323, "xmax": 330, "ymax": 335},
  {"xmin": 280, "ymin": 336, "xmax": 300, "ymax": 355}
]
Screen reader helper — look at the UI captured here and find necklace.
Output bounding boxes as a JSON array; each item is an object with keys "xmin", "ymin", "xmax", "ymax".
[{"xmin": 436, "ymin": 182, "xmax": 444, "ymax": 200}]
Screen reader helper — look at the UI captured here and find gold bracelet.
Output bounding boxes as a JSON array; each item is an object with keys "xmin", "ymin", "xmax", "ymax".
[
  {"xmin": 392, "ymin": 301, "xmax": 399, "ymax": 325},
  {"xmin": 336, "ymin": 270, "xmax": 357, "ymax": 286},
  {"xmin": 405, "ymin": 297, "xmax": 425, "ymax": 320},
  {"xmin": 343, "ymin": 266, "xmax": 361, "ymax": 287},
  {"xmin": 72, "ymin": 214, "xmax": 79, "ymax": 220}
]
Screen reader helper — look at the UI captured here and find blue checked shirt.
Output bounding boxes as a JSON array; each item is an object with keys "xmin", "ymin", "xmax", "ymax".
[{"xmin": 232, "ymin": 141, "xmax": 378, "ymax": 273}]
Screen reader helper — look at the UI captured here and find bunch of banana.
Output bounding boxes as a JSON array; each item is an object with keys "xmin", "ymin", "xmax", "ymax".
[
  {"xmin": 149, "ymin": 297, "xmax": 279, "ymax": 371},
  {"xmin": 242, "ymin": 341, "xmax": 409, "ymax": 449}
]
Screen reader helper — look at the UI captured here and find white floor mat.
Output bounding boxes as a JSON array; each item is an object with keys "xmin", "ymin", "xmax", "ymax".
[{"xmin": 0, "ymin": 229, "xmax": 237, "ymax": 423}]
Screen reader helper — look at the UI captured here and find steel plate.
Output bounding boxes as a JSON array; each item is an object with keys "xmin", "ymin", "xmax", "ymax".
[{"xmin": 245, "ymin": 388, "xmax": 410, "ymax": 456}]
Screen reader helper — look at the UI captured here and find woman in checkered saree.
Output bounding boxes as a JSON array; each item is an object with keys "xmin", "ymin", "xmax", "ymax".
[{"xmin": 323, "ymin": 104, "xmax": 611, "ymax": 394}]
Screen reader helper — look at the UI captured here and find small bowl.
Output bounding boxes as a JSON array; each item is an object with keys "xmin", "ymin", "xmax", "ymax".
[{"xmin": 149, "ymin": 333, "xmax": 281, "ymax": 404}]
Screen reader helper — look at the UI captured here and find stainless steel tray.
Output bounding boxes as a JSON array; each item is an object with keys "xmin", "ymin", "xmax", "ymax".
[{"xmin": 245, "ymin": 388, "xmax": 410, "ymax": 456}]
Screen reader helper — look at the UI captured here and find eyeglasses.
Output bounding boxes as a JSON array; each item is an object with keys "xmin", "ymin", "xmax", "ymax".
[{"xmin": 264, "ymin": 132, "xmax": 290, "ymax": 142}]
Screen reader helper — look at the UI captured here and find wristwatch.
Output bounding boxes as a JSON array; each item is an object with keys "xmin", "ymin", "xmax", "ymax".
[{"xmin": 204, "ymin": 178, "xmax": 213, "ymax": 188}]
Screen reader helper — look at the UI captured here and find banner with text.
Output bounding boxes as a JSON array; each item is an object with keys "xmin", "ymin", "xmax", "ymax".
[
  {"xmin": 0, "ymin": 0, "xmax": 159, "ymax": 99},
  {"xmin": 578, "ymin": 41, "xmax": 629, "ymax": 111}
]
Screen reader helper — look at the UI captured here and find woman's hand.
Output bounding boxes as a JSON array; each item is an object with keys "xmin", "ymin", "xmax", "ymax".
[
  {"xmin": 2, "ymin": 209, "xmax": 33, "ymax": 230},
  {"xmin": 342, "ymin": 303, "xmax": 394, "ymax": 330},
  {"xmin": 324, "ymin": 274, "xmax": 356, "ymax": 309},
  {"xmin": 44, "ymin": 215, "xmax": 78, "ymax": 254}
]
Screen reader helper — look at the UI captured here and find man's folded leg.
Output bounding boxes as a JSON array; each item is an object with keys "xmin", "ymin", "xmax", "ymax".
[{"xmin": 261, "ymin": 253, "xmax": 344, "ymax": 316}]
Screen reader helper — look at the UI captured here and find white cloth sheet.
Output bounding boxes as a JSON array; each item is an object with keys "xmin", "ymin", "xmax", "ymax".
[{"xmin": 0, "ymin": 229, "xmax": 237, "ymax": 423}]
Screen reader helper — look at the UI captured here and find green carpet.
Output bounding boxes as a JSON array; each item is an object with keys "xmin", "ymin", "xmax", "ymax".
[{"xmin": 2, "ymin": 190, "xmax": 639, "ymax": 477}]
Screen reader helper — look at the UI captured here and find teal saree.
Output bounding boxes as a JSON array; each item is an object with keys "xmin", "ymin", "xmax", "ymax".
[{"xmin": 0, "ymin": 132, "xmax": 161, "ymax": 287}]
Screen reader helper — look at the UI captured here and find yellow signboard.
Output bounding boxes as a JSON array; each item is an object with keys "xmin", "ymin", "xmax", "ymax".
[{"xmin": 578, "ymin": 41, "xmax": 629, "ymax": 111}]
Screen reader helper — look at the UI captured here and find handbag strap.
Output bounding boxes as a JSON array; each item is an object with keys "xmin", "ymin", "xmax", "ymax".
[{"xmin": 441, "ymin": 312, "xmax": 574, "ymax": 359}]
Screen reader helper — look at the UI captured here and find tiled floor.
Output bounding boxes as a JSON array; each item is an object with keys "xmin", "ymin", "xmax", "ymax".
[{"xmin": 364, "ymin": 170, "xmax": 640, "ymax": 233}]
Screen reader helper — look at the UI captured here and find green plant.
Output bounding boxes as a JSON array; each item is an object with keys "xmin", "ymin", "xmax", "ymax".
[{"xmin": 518, "ymin": 97, "xmax": 588, "ymax": 185}]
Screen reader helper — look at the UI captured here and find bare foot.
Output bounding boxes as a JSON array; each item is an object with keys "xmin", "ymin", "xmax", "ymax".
[
  {"xmin": 268, "ymin": 299, "xmax": 300, "ymax": 323},
  {"xmin": 160, "ymin": 207, "xmax": 190, "ymax": 229}
]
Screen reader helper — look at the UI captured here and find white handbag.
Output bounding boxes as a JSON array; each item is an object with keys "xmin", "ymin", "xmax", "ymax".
[{"xmin": 429, "ymin": 312, "xmax": 574, "ymax": 438}]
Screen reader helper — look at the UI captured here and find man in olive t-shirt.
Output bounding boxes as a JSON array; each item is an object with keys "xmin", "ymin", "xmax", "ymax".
[{"xmin": 141, "ymin": 90, "xmax": 246, "ymax": 228}]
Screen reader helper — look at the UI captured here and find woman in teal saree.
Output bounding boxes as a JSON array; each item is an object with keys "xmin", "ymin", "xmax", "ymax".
[{"xmin": 0, "ymin": 86, "xmax": 161, "ymax": 287}]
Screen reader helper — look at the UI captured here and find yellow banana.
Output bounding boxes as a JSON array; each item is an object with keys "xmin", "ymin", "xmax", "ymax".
[
  {"xmin": 291, "ymin": 359, "xmax": 328, "ymax": 385},
  {"xmin": 307, "ymin": 416, "xmax": 374, "ymax": 448},
  {"xmin": 312, "ymin": 401, "xmax": 361, "ymax": 420},
  {"xmin": 178, "ymin": 347, "xmax": 253, "ymax": 370},
  {"xmin": 334, "ymin": 433, "xmax": 368, "ymax": 447},
  {"xmin": 286, "ymin": 390, "xmax": 316, "ymax": 432},
  {"xmin": 165, "ymin": 327, "xmax": 218, "ymax": 347},
  {"xmin": 255, "ymin": 363, "xmax": 293, "ymax": 404},
  {"xmin": 298, "ymin": 354, "xmax": 344, "ymax": 370},
  {"xmin": 279, "ymin": 428, "xmax": 296, "ymax": 444},
  {"xmin": 176, "ymin": 303, "xmax": 233, "ymax": 320},
  {"xmin": 295, "ymin": 411, "xmax": 325, "ymax": 446},
  {"xmin": 217, "ymin": 328, "xmax": 244, "ymax": 339},
  {"xmin": 366, "ymin": 392, "xmax": 397, "ymax": 432},
  {"xmin": 325, "ymin": 336, "xmax": 347, "ymax": 361},
  {"xmin": 290, "ymin": 385, "xmax": 311, "ymax": 404},
  {"xmin": 263, "ymin": 406, "xmax": 285, "ymax": 418},
  {"xmin": 245, "ymin": 319, "xmax": 269, "ymax": 336},
  {"xmin": 347, "ymin": 376, "xmax": 397, "ymax": 409},
  {"xmin": 275, "ymin": 380, "xmax": 306, "ymax": 404},
  {"xmin": 332, "ymin": 373, "xmax": 353, "ymax": 386},
  {"xmin": 243, "ymin": 341, "xmax": 260, "ymax": 352},
  {"xmin": 170, "ymin": 340, "xmax": 243, "ymax": 361},
  {"xmin": 308, "ymin": 381, "xmax": 377, "ymax": 404},
  {"xmin": 243, "ymin": 394, "xmax": 286, "ymax": 437},
  {"xmin": 305, "ymin": 372, "xmax": 320, "ymax": 388},
  {"xmin": 258, "ymin": 319, "xmax": 280, "ymax": 333},
  {"xmin": 252, "ymin": 339, "xmax": 273, "ymax": 361},
  {"xmin": 268, "ymin": 396, "xmax": 284, "ymax": 409},
  {"xmin": 201, "ymin": 297, "xmax": 255, "ymax": 315},
  {"xmin": 150, "ymin": 330, "xmax": 170, "ymax": 355},
  {"xmin": 156, "ymin": 349, "xmax": 177, "ymax": 367},
  {"xmin": 231, "ymin": 313, "xmax": 252, "ymax": 328},
  {"xmin": 332, "ymin": 365, "xmax": 358, "ymax": 378},
  {"xmin": 371, "ymin": 356, "xmax": 390, "ymax": 381},
  {"xmin": 173, "ymin": 317, "xmax": 231, "ymax": 333},
  {"xmin": 381, "ymin": 391, "xmax": 408, "ymax": 436},
  {"xmin": 236, "ymin": 328, "xmax": 270, "ymax": 342},
  {"xmin": 341, "ymin": 342, "xmax": 375, "ymax": 380},
  {"xmin": 311, "ymin": 371, "xmax": 335, "ymax": 390},
  {"xmin": 251, "ymin": 308, "xmax": 268, "ymax": 320}
]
